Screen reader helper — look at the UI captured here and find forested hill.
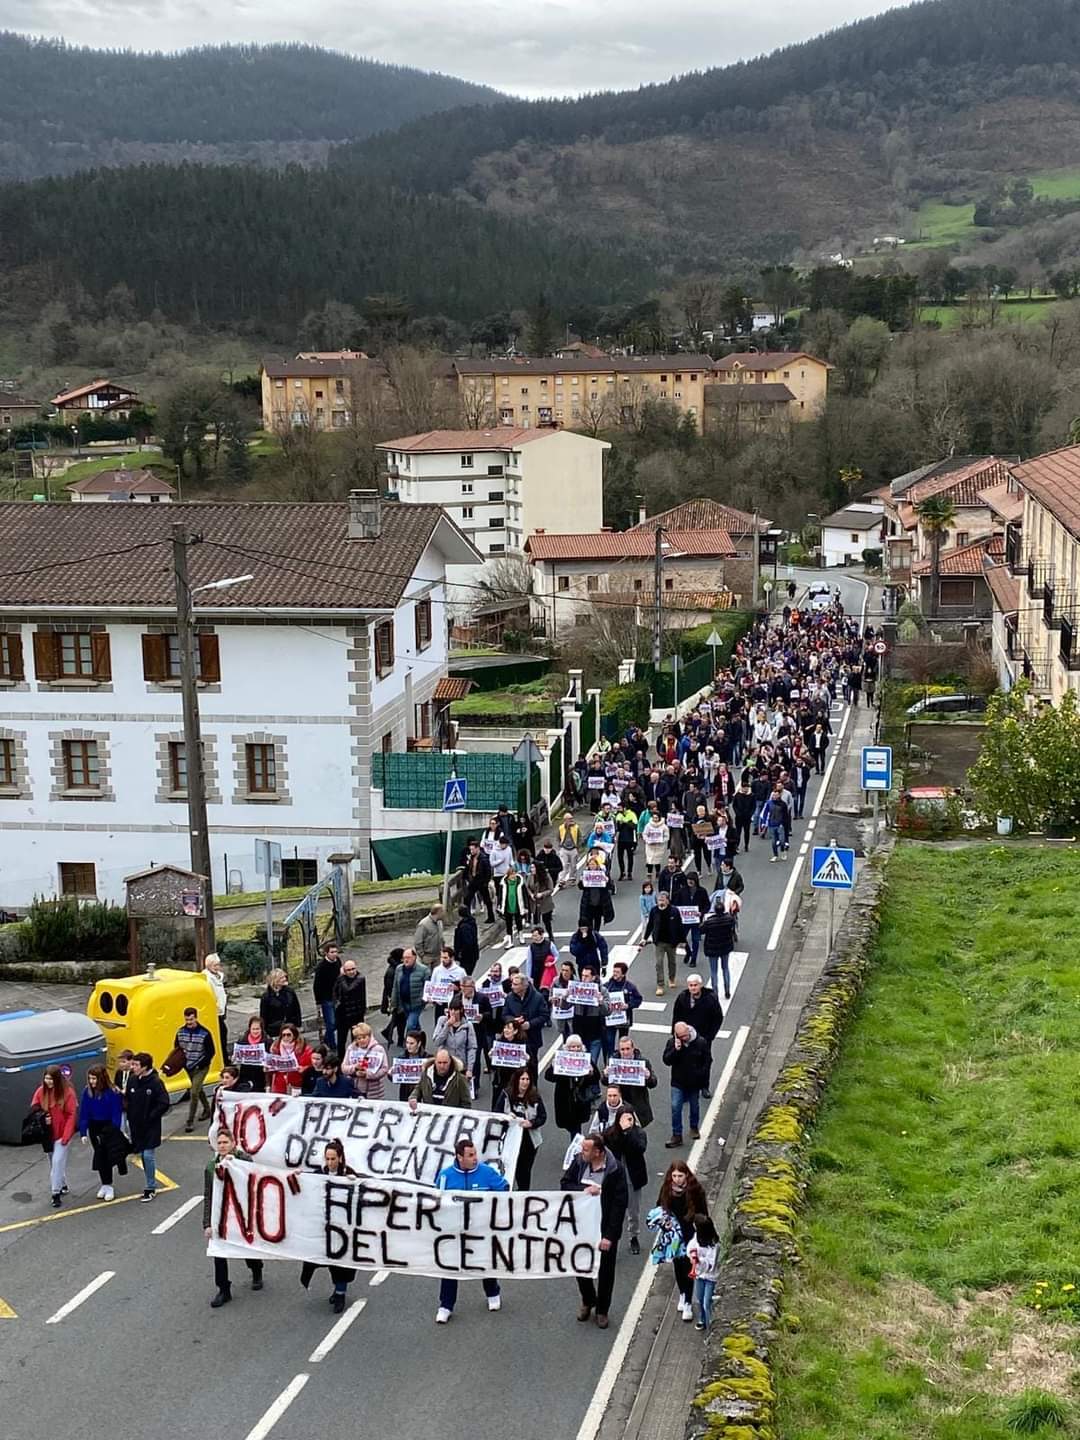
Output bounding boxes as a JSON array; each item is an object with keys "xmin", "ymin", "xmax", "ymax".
[
  {"xmin": 335, "ymin": 0, "xmax": 1080, "ymax": 194},
  {"xmin": 0, "ymin": 36, "xmax": 499, "ymax": 180}
]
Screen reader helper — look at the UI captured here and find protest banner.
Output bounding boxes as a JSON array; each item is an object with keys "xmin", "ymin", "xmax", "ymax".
[
  {"xmin": 208, "ymin": 1160, "xmax": 601, "ymax": 1280},
  {"xmin": 643, "ymin": 823, "xmax": 667, "ymax": 846},
  {"xmin": 678, "ymin": 906, "xmax": 702, "ymax": 927},
  {"xmin": 586, "ymin": 776, "xmax": 605, "ymax": 791},
  {"xmin": 605, "ymin": 998, "xmax": 628, "ymax": 1029},
  {"xmin": 550, "ymin": 990, "xmax": 574, "ymax": 1022},
  {"xmin": 481, "ymin": 984, "xmax": 505, "ymax": 1009},
  {"xmin": 490, "ymin": 1040, "xmax": 528, "ymax": 1069},
  {"xmin": 667, "ymin": 813, "xmax": 684, "ymax": 828},
  {"xmin": 581, "ymin": 868, "xmax": 608, "ymax": 888},
  {"xmin": 606, "ymin": 1058, "xmax": 648, "ymax": 1087},
  {"xmin": 212, "ymin": 1091, "xmax": 522, "ymax": 1185},
  {"xmin": 231, "ymin": 1043, "xmax": 266, "ymax": 1067},
  {"xmin": 423, "ymin": 978, "xmax": 456, "ymax": 1005},
  {"xmin": 566, "ymin": 981, "xmax": 600, "ymax": 1006},
  {"xmin": 554, "ymin": 1048, "xmax": 593, "ymax": 1077},
  {"xmin": 390, "ymin": 1057, "xmax": 425, "ymax": 1087}
]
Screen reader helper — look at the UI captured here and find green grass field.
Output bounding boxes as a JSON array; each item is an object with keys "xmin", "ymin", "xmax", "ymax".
[
  {"xmin": 908, "ymin": 198, "xmax": 981, "ymax": 248},
  {"xmin": 774, "ymin": 843, "xmax": 1080, "ymax": 1439},
  {"xmin": 920, "ymin": 296, "xmax": 1063, "ymax": 329},
  {"xmin": 1030, "ymin": 165, "xmax": 1080, "ymax": 201}
]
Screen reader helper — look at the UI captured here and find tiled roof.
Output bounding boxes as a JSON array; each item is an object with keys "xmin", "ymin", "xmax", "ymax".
[
  {"xmin": 639, "ymin": 590, "xmax": 735, "ymax": 611},
  {"xmin": 67, "ymin": 468, "xmax": 176, "ymax": 496},
  {"xmin": 0, "ymin": 501, "xmax": 463, "ymax": 611},
  {"xmin": 912, "ymin": 536, "xmax": 998, "ymax": 577},
  {"xmin": 705, "ymin": 383, "xmax": 795, "ymax": 405},
  {"xmin": 822, "ymin": 507, "xmax": 884, "ymax": 531},
  {"xmin": 526, "ymin": 528, "xmax": 736, "ymax": 561},
  {"xmin": 451, "ymin": 354, "xmax": 713, "ymax": 377},
  {"xmin": 378, "ymin": 428, "xmax": 557, "ymax": 453},
  {"xmin": 631, "ymin": 499, "xmax": 768, "ymax": 536},
  {"xmin": 0, "ymin": 393, "xmax": 43, "ymax": 409},
  {"xmin": 261, "ymin": 355, "xmax": 384, "ymax": 379},
  {"xmin": 978, "ymin": 482, "xmax": 1024, "ymax": 523},
  {"xmin": 985, "ymin": 565, "xmax": 1020, "ymax": 615},
  {"xmin": 907, "ymin": 456, "xmax": 1011, "ymax": 505},
  {"xmin": 52, "ymin": 379, "xmax": 137, "ymax": 405},
  {"xmin": 713, "ymin": 351, "xmax": 829, "ymax": 371},
  {"xmin": 1012, "ymin": 445, "xmax": 1080, "ymax": 541},
  {"xmin": 433, "ymin": 677, "xmax": 474, "ymax": 702}
]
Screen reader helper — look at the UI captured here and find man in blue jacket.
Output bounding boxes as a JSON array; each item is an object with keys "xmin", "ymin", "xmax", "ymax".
[{"xmin": 434, "ymin": 1137, "xmax": 510, "ymax": 1324}]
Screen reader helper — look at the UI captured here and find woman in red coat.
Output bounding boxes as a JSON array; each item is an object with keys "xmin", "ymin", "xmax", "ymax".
[
  {"xmin": 31, "ymin": 1064, "xmax": 77, "ymax": 1207},
  {"xmin": 268, "ymin": 1023, "xmax": 313, "ymax": 1097}
]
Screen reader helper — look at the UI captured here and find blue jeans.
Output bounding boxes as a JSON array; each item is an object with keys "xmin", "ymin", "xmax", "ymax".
[
  {"xmin": 686, "ymin": 924, "xmax": 701, "ymax": 965},
  {"xmin": 439, "ymin": 1277, "xmax": 500, "ymax": 1311},
  {"xmin": 694, "ymin": 1277, "xmax": 716, "ymax": 1327},
  {"xmin": 320, "ymin": 1000, "xmax": 337, "ymax": 1053},
  {"xmin": 769, "ymin": 824, "xmax": 786, "ymax": 857},
  {"xmin": 140, "ymin": 1148, "xmax": 157, "ymax": 1192},
  {"xmin": 586, "ymin": 1036, "xmax": 604, "ymax": 1067},
  {"xmin": 405, "ymin": 1006, "xmax": 424, "ymax": 1034},
  {"xmin": 671, "ymin": 1086, "xmax": 700, "ymax": 1138},
  {"xmin": 708, "ymin": 953, "xmax": 732, "ymax": 997}
]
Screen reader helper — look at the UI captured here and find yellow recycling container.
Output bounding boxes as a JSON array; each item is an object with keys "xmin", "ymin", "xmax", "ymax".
[{"xmin": 87, "ymin": 967, "xmax": 223, "ymax": 1096}]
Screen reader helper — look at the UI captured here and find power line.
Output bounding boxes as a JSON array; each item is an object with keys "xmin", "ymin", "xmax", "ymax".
[{"xmin": 0, "ymin": 538, "xmax": 168, "ymax": 582}]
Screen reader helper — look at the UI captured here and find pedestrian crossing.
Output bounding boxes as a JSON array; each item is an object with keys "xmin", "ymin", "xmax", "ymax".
[{"xmin": 628, "ymin": 951, "xmax": 748, "ymax": 1034}]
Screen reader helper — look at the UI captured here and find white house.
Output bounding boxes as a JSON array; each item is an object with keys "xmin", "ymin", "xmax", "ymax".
[
  {"xmin": 0, "ymin": 491, "xmax": 479, "ymax": 906},
  {"xmin": 377, "ymin": 428, "xmax": 609, "ymax": 560},
  {"xmin": 820, "ymin": 503, "xmax": 884, "ymax": 568},
  {"xmin": 66, "ymin": 468, "xmax": 176, "ymax": 504}
]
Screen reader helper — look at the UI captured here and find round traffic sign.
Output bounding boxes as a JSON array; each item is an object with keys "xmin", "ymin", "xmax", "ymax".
[{"xmin": 874, "ymin": 640, "xmax": 887, "ymax": 654}]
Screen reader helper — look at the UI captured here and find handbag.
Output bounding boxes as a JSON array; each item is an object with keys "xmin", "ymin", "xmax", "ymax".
[{"xmin": 20, "ymin": 1104, "xmax": 50, "ymax": 1149}]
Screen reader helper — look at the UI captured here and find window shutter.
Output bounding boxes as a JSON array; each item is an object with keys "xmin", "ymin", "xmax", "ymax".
[
  {"xmin": 5, "ymin": 633, "xmax": 23, "ymax": 680},
  {"xmin": 91, "ymin": 632, "xmax": 112, "ymax": 681},
  {"xmin": 198, "ymin": 633, "xmax": 221, "ymax": 683},
  {"xmin": 141, "ymin": 633, "xmax": 168, "ymax": 681},
  {"xmin": 414, "ymin": 605, "xmax": 422, "ymax": 650},
  {"xmin": 32, "ymin": 632, "xmax": 59, "ymax": 680}
]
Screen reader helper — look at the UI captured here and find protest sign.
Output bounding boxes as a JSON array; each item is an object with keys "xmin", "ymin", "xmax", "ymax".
[
  {"xmin": 678, "ymin": 906, "xmax": 702, "ymax": 927},
  {"xmin": 481, "ymin": 984, "xmax": 505, "ymax": 1009},
  {"xmin": 587, "ymin": 776, "xmax": 605, "ymax": 791},
  {"xmin": 581, "ymin": 868, "xmax": 608, "ymax": 888},
  {"xmin": 231, "ymin": 1043, "xmax": 266, "ymax": 1067},
  {"xmin": 390, "ymin": 1057, "xmax": 425, "ymax": 1087},
  {"xmin": 423, "ymin": 978, "xmax": 456, "ymax": 1005},
  {"xmin": 208, "ymin": 1160, "xmax": 601, "ymax": 1280},
  {"xmin": 212, "ymin": 1091, "xmax": 521, "ymax": 1185},
  {"xmin": 706, "ymin": 833, "xmax": 727, "ymax": 852},
  {"xmin": 606, "ymin": 1058, "xmax": 648, "ymax": 1087},
  {"xmin": 643, "ymin": 823, "xmax": 667, "ymax": 846},
  {"xmin": 264, "ymin": 1051, "xmax": 300, "ymax": 1073},
  {"xmin": 550, "ymin": 990, "xmax": 574, "ymax": 1022},
  {"xmin": 667, "ymin": 813, "xmax": 684, "ymax": 828},
  {"xmin": 490, "ymin": 1041, "xmax": 528, "ymax": 1070},
  {"xmin": 462, "ymin": 1003, "xmax": 480, "ymax": 1024},
  {"xmin": 554, "ymin": 1048, "xmax": 593, "ymax": 1078},
  {"xmin": 566, "ymin": 981, "xmax": 600, "ymax": 1007},
  {"xmin": 605, "ymin": 998, "xmax": 628, "ymax": 1029}
]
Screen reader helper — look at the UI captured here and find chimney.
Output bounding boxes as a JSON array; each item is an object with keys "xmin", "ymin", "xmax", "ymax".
[
  {"xmin": 638, "ymin": 503, "xmax": 648, "ymax": 525},
  {"xmin": 348, "ymin": 488, "xmax": 381, "ymax": 539}
]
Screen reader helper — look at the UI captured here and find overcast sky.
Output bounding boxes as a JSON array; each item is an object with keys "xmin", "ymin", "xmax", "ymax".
[{"xmin": 4, "ymin": 0, "xmax": 908, "ymax": 97}]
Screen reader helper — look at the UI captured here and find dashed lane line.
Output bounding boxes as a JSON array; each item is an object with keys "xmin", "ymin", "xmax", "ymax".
[{"xmin": 45, "ymin": 1270, "xmax": 115, "ymax": 1324}]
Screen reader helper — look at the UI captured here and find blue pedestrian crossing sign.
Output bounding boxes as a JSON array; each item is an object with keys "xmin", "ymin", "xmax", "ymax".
[
  {"xmin": 810, "ymin": 845, "xmax": 855, "ymax": 891},
  {"xmin": 442, "ymin": 776, "xmax": 468, "ymax": 811}
]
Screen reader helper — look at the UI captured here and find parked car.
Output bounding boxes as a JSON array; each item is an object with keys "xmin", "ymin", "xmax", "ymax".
[{"xmin": 905, "ymin": 693, "xmax": 988, "ymax": 717}]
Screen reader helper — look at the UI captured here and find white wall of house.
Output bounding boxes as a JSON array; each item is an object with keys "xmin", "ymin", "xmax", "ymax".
[
  {"xmin": 822, "ymin": 522, "xmax": 882, "ymax": 568},
  {"xmin": 390, "ymin": 445, "xmax": 512, "ymax": 558}
]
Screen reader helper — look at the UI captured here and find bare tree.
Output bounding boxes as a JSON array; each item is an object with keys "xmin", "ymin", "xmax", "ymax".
[
  {"xmin": 273, "ymin": 403, "xmax": 328, "ymax": 501},
  {"xmin": 588, "ymin": 579, "xmax": 644, "ymax": 672},
  {"xmin": 476, "ymin": 554, "xmax": 534, "ymax": 604},
  {"xmin": 576, "ymin": 390, "xmax": 616, "ymax": 438},
  {"xmin": 679, "ymin": 278, "xmax": 718, "ymax": 349},
  {"xmin": 385, "ymin": 347, "xmax": 461, "ymax": 433},
  {"xmin": 460, "ymin": 378, "xmax": 494, "ymax": 429}
]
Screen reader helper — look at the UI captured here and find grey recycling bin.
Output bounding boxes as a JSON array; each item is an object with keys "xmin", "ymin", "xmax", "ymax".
[{"xmin": 0, "ymin": 1009, "xmax": 107, "ymax": 1144}]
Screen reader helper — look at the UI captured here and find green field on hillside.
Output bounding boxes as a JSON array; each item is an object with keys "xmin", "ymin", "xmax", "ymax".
[
  {"xmin": 920, "ymin": 296, "xmax": 1061, "ymax": 328},
  {"xmin": 774, "ymin": 843, "xmax": 1080, "ymax": 1439},
  {"xmin": 1030, "ymin": 165, "xmax": 1080, "ymax": 200},
  {"xmin": 908, "ymin": 198, "xmax": 981, "ymax": 248}
]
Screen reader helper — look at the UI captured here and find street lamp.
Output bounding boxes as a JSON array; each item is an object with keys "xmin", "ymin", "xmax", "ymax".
[{"xmin": 172, "ymin": 519, "xmax": 252, "ymax": 963}]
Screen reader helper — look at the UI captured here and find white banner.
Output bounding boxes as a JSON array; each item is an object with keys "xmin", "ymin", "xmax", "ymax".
[
  {"xmin": 207, "ymin": 1160, "xmax": 602, "ymax": 1280},
  {"xmin": 212, "ymin": 1091, "xmax": 522, "ymax": 1186}
]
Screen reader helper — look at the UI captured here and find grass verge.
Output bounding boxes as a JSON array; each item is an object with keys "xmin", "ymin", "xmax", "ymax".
[{"xmin": 774, "ymin": 842, "xmax": 1080, "ymax": 1439}]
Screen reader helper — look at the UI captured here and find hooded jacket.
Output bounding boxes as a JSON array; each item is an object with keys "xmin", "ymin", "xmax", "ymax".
[{"xmin": 560, "ymin": 1145, "xmax": 629, "ymax": 1243}]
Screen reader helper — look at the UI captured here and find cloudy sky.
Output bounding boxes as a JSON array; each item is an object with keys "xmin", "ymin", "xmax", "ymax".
[{"xmin": 2, "ymin": 0, "xmax": 908, "ymax": 96}]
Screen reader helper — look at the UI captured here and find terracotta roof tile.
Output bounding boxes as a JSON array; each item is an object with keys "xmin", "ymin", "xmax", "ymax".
[
  {"xmin": 1012, "ymin": 444, "xmax": 1080, "ymax": 541},
  {"xmin": 631, "ymin": 499, "xmax": 768, "ymax": 535},
  {"xmin": 66, "ymin": 468, "xmax": 176, "ymax": 496},
  {"xmin": 378, "ymin": 428, "xmax": 560, "ymax": 453},
  {"xmin": 526, "ymin": 528, "xmax": 736, "ymax": 561},
  {"xmin": 0, "ymin": 501, "xmax": 457, "ymax": 611},
  {"xmin": 912, "ymin": 536, "xmax": 998, "ymax": 577},
  {"xmin": 985, "ymin": 565, "xmax": 1020, "ymax": 614},
  {"xmin": 433, "ymin": 677, "xmax": 474, "ymax": 702},
  {"xmin": 713, "ymin": 350, "xmax": 829, "ymax": 371},
  {"xmin": 978, "ymin": 482, "xmax": 1024, "ymax": 523},
  {"xmin": 907, "ymin": 457, "xmax": 1011, "ymax": 505}
]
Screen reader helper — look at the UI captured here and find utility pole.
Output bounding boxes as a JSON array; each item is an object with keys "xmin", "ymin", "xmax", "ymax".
[
  {"xmin": 752, "ymin": 508, "xmax": 761, "ymax": 609},
  {"xmin": 653, "ymin": 525, "xmax": 664, "ymax": 669},
  {"xmin": 172, "ymin": 523, "xmax": 215, "ymax": 960}
]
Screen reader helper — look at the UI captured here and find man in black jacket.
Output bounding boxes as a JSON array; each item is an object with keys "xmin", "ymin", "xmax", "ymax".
[
  {"xmin": 662, "ymin": 1021, "xmax": 711, "ymax": 1147},
  {"xmin": 332, "ymin": 958, "xmax": 367, "ymax": 1056},
  {"xmin": 561, "ymin": 1132, "xmax": 628, "ymax": 1328},
  {"xmin": 642, "ymin": 892, "xmax": 685, "ymax": 996},
  {"xmin": 312, "ymin": 942, "xmax": 342, "ymax": 1052},
  {"xmin": 175, "ymin": 1007, "xmax": 216, "ymax": 1133},
  {"xmin": 127, "ymin": 1052, "xmax": 170, "ymax": 1202},
  {"xmin": 462, "ymin": 840, "xmax": 495, "ymax": 923}
]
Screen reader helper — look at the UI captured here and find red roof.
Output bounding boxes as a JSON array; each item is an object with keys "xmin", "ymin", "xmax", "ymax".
[
  {"xmin": 985, "ymin": 565, "xmax": 1020, "ymax": 615},
  {"xmin": 978, "ymin": 482, "xmax": 1024, "ymax": 523},
  {"xmin": 631, "ymin": 499, "xmax": 768, "ymax": 535},
  {"xmin": 912, "ymin": 536, "xmax": 998, "ymax": 577},
  {"xmin": 714, "ymin": 351, "xmax": 829, "ymax": 372},
  {"xmin": 433, "ymin": 677, "xmax": 474, "ymax": 702},
  {"xmin": 907, "ymin": 457, "xmax": 1011, "ymax": 505},
  {"xmin": 67, "ymin": 468, "xmax": 175, "ymax": 496},
  {"xmin": 526, "ymin": 528, "xmax": 736, "ymax": 561},
  {"xmin": 378, "ymin": 428, "xmax": 561, "ymax": 453},
  {"xmin": 52, "ymin": 378, "xmax": 138, "ymax": 406},
  {"xmin": 1012, "ymin": 445, "xmax": 1080, "ymax": 540}
]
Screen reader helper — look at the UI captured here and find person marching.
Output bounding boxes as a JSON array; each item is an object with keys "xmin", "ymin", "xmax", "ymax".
[
  {"xmin": 434, "ymin": 1138, "xmax": 510, "ymax": 1324},
  {"xmin": 31, "ymin": 1064, "xmax": 77, "ymax": 1208},
  {"xmin": 77, "ymin": 1063, "xmax": 127, "ymax": 1201},
  {"xmin": 204, "ymin": 1128, "xmax": 264, "ymax": 1308}
]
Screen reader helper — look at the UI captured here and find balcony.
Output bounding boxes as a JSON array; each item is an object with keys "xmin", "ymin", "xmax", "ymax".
[
  {"xmin": 1005, "ymin": 524, "xmax": 1024, "ymax": 576},
  {"xmin": 1005, "ymin": 618, "xmax": 1019, "ymax": 660},
  {"xmin": 1028, "ymin": 560, "xmax": 1054, "ymax": 600},
  {"xmin": 1044, "ymin": 578, "xmax": 1060, "ymax": 629},
  {"xmin": 1022, "ymin": 648, "xmax": 1051, "ymax": 691}
]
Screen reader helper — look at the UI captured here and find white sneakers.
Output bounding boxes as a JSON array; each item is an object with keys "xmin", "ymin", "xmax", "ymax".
[
  {"xmin": 435, "ymin": 1307, "xmax": 452, "ymax": 1324},
  {"xmin": 95, "ymin": 1185, "xmax": 107, "ymax": 1199},
  {"xmin": 488, "ymin": 1294, "xmax": 502, "ymax": 1312},
  {"xmin": 102, "ymin": 1185, "xmax": 115, "ymax": 1201},
  {"xmin": 679, "ymin": 1298, "xmax": 694, "ymax": 1322},
  {"xmin": 502, "ymin": 935, "xmax": 513, "ymax": 947}
]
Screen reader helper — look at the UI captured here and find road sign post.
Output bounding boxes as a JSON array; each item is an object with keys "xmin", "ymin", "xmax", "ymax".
[
  {"xmin": 810, "ymin": 838, "xmax": 856, "ymax": 954},
  {"xmin": 512, "ymin": 735, "xmax": 544, "ymax": 819},
  {"xmin": 705, "ymin": 627, "xmax": 723, "ymax": 680},
  {"xmin": 255, "ymin": 839, "xmax": 282, "ymax": 960},
  {"xmin": 861, "ymin": 745, "xmax": 892, "ymax": 847},
  {"xmin": 441, "ymin": 771, "xmax": 468, "ymax": 910}
]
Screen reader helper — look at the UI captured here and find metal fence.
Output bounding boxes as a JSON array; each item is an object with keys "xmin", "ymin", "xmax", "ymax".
[
  {"xmin": 637, "ymin": 651, "xmax": 715, "ymax": 710},
  {"xmin": 372, "ymin": 752, "xmax": 526, "ymax": 813}
]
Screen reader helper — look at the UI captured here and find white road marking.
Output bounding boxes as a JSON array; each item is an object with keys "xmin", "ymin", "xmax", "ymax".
[
  {"xmin": 574, "ymin": 1026, "xmax": 750, "ymax": 1440},
  {"xmin": 630, "ymin": 1022, "xmax": 673, "ymax": 1034},
  {"xmin": 636, "ymin": 1001, "xmax": 667, "ymax": 1012},
  {"xmin": 151, "ymin": 1194, "xmax": 201, "ymax": 1236},
  {"xmin": 308, "ymin": 1299, "xmax": 366, "ymax": 1362},
  {"xmin": 45, "ymin": 1271, "xmax": 115, "ymax": 1324},
  {"xmin": 243, "ymin": 1375, "xmax": 310, "ymax": 1440},
  {"xmin": 369, "ymin": 1270, "xmax": 389, "ymax": 1287}
]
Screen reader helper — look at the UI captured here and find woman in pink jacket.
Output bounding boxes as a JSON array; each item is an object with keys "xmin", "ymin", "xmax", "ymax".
[{"xmin": 31, "ymin": 1065, "xmax": 77, "ymax": 1208}]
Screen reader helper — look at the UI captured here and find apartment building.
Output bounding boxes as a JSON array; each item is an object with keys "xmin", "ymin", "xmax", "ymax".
[
  {"xmin": 1009, "ymin": 445, "xmax": 1080, "ymax": 702},
  {"xmin": 711, "ymin": 351, "xmax": 830, "ymax": 418},
  {"xmin": 377, "ymin": 427, "xmax": 608, "ymax": 557},
  {"xmin": 260, "ymin": 354, "xmax": 389, "ymax": 431},
  {"xmin": 448, "ymin": 355, "xmax": 714, "ymax": 433},
  {"xmin": 0, "ymin": 492, "xmax": 479, "ymax": 905}
]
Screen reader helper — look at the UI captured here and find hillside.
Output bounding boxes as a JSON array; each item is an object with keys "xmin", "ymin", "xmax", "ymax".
[{"xmin": 0, "ymin": 36, "xmax": 499, "ymax": 180}]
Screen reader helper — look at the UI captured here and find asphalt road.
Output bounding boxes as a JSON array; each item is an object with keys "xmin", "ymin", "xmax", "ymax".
[{"xmin": 0, "ymin": 570, "xmax": 870, "ymax": 1440}]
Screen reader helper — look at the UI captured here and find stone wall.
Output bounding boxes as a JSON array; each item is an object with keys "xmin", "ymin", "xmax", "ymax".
[{"xmin": 686, "ymin": 845, "xmax": 891, "ymax": 1440}]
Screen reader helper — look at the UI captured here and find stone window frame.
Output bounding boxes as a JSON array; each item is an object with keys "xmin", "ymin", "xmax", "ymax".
[
  {"xmin": 232, "ymin": 731, "xmax": 291, "ymax": 805},
  {"xmin": 34, "ymin": 621, "xmax": 114, "ymax": 693},
  {"xmin": 154, "ymin": 731, "xmax": 221, "ymax": 805},
  {"xmin": 49, "ymin": 728, "xmax": 115, "ymax": 802},
  {"xmin": 0, "ymin": 727, "xmax": 30, "ymax": 799},
  {"xmin": 143, "ymin": 623, "xmax": 223, "ymax": 695}
]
